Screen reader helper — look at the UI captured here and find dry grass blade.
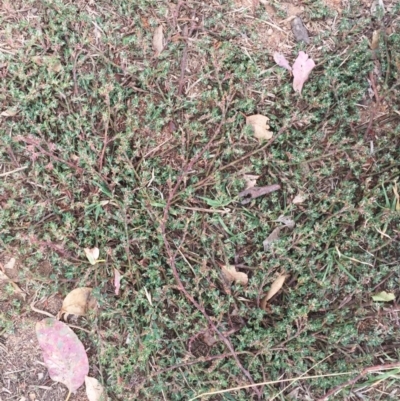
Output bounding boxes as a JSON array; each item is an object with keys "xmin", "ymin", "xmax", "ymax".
[{"xmin": 153, "ymin": 25, "xmax": 164, "ymax": 57}]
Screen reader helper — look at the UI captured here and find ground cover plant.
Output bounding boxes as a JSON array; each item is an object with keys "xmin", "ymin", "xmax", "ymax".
[{"xmin": 0, "ymin": 0, "xmax": 400, "ymax": 400}]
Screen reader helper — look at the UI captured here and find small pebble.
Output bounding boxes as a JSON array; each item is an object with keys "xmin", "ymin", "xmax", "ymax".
[{"xmin": 267, "ymin": 28, "xmax": 273, "ymax": 36}]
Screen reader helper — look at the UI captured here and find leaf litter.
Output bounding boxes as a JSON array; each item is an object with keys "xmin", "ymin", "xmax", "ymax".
[
  {"xmin": 84, "ymin": 247, "xmax": 100, "ymax": 265},
  {"xmin": 153, "ymin": 25, "xmax": 164, "ymax": 57},
  {"xmin": 274, "ymin": 51, "xmax": 316, "ymax": 94},
  {"xmin": 239, "ymin": 184, "xmax": 281, "ymax": 205},
  {"xmin": 0, "ymin": 269, "xmax": 26, "ymax": 300},
  {"xmin": 261, "ymin": 274, "xmax": 287, "ymax": 310},
  {"xmin": 263, "ymin": 215, "xmax": 296, "ymax": 251},
  {"xmin": 242, "ymin": 173, "xmax": 260, "ymax": 190},
  {"xmin": 292, "ymin": 51, "xmax": 316, "ymax": 94},
  {"xmin": 36, "ymin": 318, "xmax": 89, "ymax": 394},
  {"xmin": 85, "ymin": 376, "xmax": 106, "ymax": 401},
  {"xmin": 372, "ymin": 291, "xmax": 395, "ymax": 302},
  {"xmin": 220, "ymin": 265, "xmax": 248, "ymax": 287},
  {"xmin": 245, "ymin": 114, "xmax": 273, "ymax": 140},
  {"xmin": 291, "ymin": 16, "xmax": 310, "ymax": 44},
  {"xmin": 57, "ymin": 287, "xmax": 96, "ymax": 320},
  {"xmin": 273, "ymin": 53, "xmax": 292, "ymax": 72}
]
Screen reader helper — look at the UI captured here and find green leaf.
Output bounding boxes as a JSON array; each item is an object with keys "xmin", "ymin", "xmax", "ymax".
[{"xmin": 372, "ymin": 291, "xmax": 395, "ymax": 302}]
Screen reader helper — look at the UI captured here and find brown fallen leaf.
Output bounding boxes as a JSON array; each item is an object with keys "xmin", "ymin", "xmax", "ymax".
[
  {"xmin": 246, "ymin": 114, "xmax": 273, "ymax": 140},
  {"xmin": 58, "ymin": 287, "xmax": 96, "ymax": 320},
  {"xmin": 261, "ymin": 274, "xmax": 287, "ymax": 310},
  {"xmin": 153, "ymin": 25, "xmax": 164, "ymax": 57},
  {"xmin": 220, "ymin": 265, "xmax": 248, "ymax": 286},
  {"xmin": 239, "ymin": 184, "xmax": 281, "ymax": 205}
]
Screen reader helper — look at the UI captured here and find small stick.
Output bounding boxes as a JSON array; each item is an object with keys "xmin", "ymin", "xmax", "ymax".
[
  {"xmin": 317, "ymin": 362, "xmax": 400, "ymax": 401},
  {"xmin": 0, "ymin": 166, "xmax": 28, "ymax": 177}
]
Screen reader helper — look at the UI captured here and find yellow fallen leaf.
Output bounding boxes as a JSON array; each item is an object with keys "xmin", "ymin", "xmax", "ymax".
[
  {"xmin": 372, "ymin": 291, "xmax": 395, "ymax": 302},
  {"xmin": 58, "ymin": 287, "xmax": 96, "ymax": 320},
  {"xmin": 263, "ymin": 274, "xmax": 287, "ymax": 303},
  {"xmin": 220, "ymin": 265, "xmax": 248, "ymax": 286},
  {"xmin": 153, "ymin": 25, "xmax": 164, "ymax": 57},
  {"xmin": 246, "ymin": 114, "xmax": 273, "ymax": 140}
]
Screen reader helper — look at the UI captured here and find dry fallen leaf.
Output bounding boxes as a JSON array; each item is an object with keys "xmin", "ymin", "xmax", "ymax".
[
  {"xmin": 291, "ymin": 17, "xmax": 310, "ymax": 44},
  {"xmin": 372, "ymin": 291, "xmax": 395, "ymax": 302},
  {"xmin": 292, "ymin": 193, "xmax": 307, "ymax": 204},
  {"xmin": 292, "ymin": 51, "xmax": 315, "ymax": 94},
  {"xmin": 36, "ymin": 318, "xmax": 89, "ymax": 393},
  {"xmin": 1, "ymin": 108, "xmax": 18, "ymax": 117},
  {"xmin": 239, "ymin": 184, "xmax": 281, "ymax": 205},
  {"xmin": 202, "ymin": 330, "xmax": 218, "ymax": 347},
  {"xmin": 263, "ymin": 227, "xmax": 281, "ymax": 251},
  {"xmin": 85, "ymin": 376, "xmax": 105, "ymax": 401},
  {"xmin": 246, "ymin": 114, "xmax": 273, "ymax": 140},
  {"xmin": 243, "ymin": 174, "xmax": 260, "ymax": 190},
  {"xmin": 153, "ymin": 25, "xmax": 164, "ymax": 57},
  {"xmin": 276, "ymin": 215, "xmax": 295, "ymax": 229},
  {"xmin": 220, "ymin": 265, "xmax": 248, "ymax": 286},
  {"xmin": 0, "ymin": 270, "xmax": 26, "ymax": 300},
  {"xmin": 84, "ymin": 247, "xmax": 100, "ymax": 265},
  {"xmin": 4, "ymin": 257, "xmax": 16, "ymax": 270},
  {"xmin": 261, "ymin": 274, "xmax": 287, "ymax": 309},
  {"xmin": 114, "ymin": 268, "xmax": 121, "ymax": 296},
  {"xmin": 370, "ymin": 30, "xmax": 380, "ymax": 50},
  {"xmin": 273, "ymin": 52, "xmax": 292, "ymax": 72},
  {"xmin": 58, "ymin": 287, "xmax": 96, "ymax": 320}
]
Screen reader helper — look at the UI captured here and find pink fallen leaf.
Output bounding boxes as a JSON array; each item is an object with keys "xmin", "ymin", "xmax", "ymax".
[
  {"xmin": 273, "ymin": 52, "xmax": 292, "ymax": 72},
  {"xmin": 114, "ymin": 268, "xmax": 121, "ymax": 295},
  {"xmin": 292, "ymin": 51, "xmax": 315, "ymax": 94},
  {"xmin": 36, "ymin": 318, "xmax": 89, "ymax": 393}
]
